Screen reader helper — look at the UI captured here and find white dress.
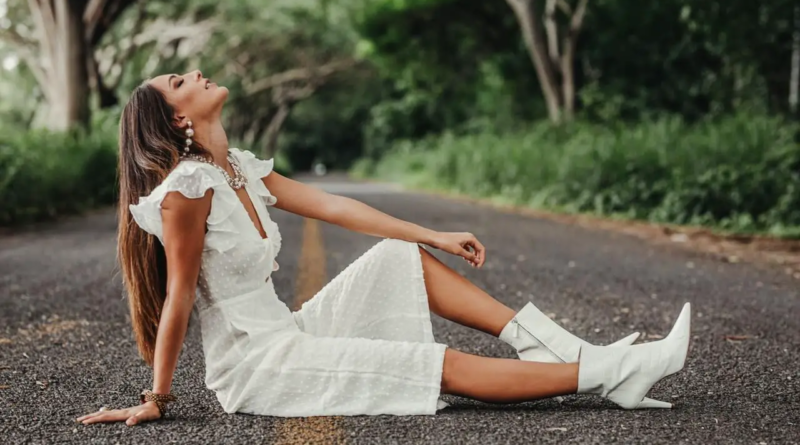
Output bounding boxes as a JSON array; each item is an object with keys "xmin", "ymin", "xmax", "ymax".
[{"xmin": 128, "ymin": 148, "xmax": 449, "ymax": 417}]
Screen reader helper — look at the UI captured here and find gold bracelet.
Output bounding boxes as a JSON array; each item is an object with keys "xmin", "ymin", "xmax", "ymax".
[{"xmin": 140, "ymin": 389, "xmax": 177, "ymax": 417}]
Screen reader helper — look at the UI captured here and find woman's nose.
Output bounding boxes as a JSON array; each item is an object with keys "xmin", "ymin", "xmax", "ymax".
[{"xmin": 192, "ymin": 70, "xmax": 202, "ymax": 81}]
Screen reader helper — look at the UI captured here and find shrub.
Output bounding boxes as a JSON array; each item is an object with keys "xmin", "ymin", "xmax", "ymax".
[
  {"xmin": 0, "ymin": 122, "xmax": 118, "ymax": 226},
  {"xmin": 360, "ymin": 113, "xmax": 800, "ymax": 236}
]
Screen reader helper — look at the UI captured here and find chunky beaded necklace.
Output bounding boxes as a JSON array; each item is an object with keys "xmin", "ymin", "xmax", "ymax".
[{"xmin": 182, "ymin": 151, "xmax": 248, "ymax": 190}]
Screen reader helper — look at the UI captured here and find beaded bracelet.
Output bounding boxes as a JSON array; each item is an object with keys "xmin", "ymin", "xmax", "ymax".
[{"xmin": 140, "ymin": 389, "xmax": 177, "ymax": 417}]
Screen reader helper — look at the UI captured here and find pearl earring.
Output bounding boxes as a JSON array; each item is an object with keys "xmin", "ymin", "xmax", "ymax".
[{"xmin": 184, "ymin": 120, "xmax": 194, "ymax": 153}]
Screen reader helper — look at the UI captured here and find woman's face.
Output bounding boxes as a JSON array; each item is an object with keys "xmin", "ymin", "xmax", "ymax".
[{"xmin": 149, "ymin": 69, "xmax": 228, "ymax": 125}]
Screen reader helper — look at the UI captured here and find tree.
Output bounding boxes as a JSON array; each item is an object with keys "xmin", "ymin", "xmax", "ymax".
[
  {"xmin": 203, "ymin": 2, "xmax": 361, "ymax": 159},
  {"xmin": 505, "ymin": 0, "xmax": 588, "ymax": 123},
  {"xmin": 791, "ymin": 4, "xmax": 799, "ymax": 114},
  {"xmin": 245, "ymin": 59, "xmax": 360, "ymax": 158},
  {"xmin": 0, "ymin": 0, "xmax": 137, "ymax": 129},
  {"xmin": 1, "ymin": 0, "xmax": 224, "ymax": 129}
]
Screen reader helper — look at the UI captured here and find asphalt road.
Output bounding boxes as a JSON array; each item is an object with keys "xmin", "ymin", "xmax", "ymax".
[{"xmin": 1, "ymin": 174, "xmax": 798, "ymax": 444}]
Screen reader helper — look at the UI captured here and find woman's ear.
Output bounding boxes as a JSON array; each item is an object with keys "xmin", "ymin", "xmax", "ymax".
[{"xmin": 174, "ymin": 115, "xmax": 188, "ymax": 127}]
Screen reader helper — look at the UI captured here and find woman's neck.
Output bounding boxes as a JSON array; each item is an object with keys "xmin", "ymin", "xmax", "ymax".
[{"xmin": 193, "ymin": 120, "xmax": 232, "ymax": 172}]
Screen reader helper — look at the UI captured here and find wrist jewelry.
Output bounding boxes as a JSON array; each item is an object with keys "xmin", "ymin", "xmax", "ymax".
[{"xmin": 140, "ymin": 389, "xmax": 177, "ymax": 417}]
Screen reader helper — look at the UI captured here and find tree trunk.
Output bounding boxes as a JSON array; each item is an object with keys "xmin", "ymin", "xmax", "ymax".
[
  {"xmin": 790, "ymin": 4, "xmax": 799, "ymax": 114},
  {"xmin": 506, "ymin": 0, "xmax": 563, "ymax": 123},
  {"xmin": 88, "ymin": 52, "xmax": 119, "ymax": 108},
  {"xmin": 560, "ymin": 0, "xmax": 588, "ymax": 121},
  {"xmin": 7, "ymin": 0, "xmax": 136, "ymax": 129},
  {"xmin": 544, "ymin": 0, "xmax": 561, "ymax": 67},
  {"xmin": 97, "ymin": 81, "xmax": 119, "ymax": 108},
  {"xmin": 46, "ymin": 0, "xmax": 89, "ymax": 130},
  {"xmin": 263, "ymin": 104, "xmax": 293, "ymax": 159},
  {"xmin": 26, "ymin": 0, "xmax": 90, "ymax": 130},
  {"xmin": 250, "ymin": 114, "xmax": 272, "ymax": 147},
  {"xmin": 560, "ymin": 49, "xmax": 575, "ymax": 121}
]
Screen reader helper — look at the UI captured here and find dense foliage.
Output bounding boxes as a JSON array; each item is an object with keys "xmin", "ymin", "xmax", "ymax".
[
  {"xmin": 355, "ymin": 114, "xmax": 800, "ymax": 236},
  {"xmin": 0, "ymin": 117, "xmax": 119, "ymax": 225},
  {"xmin": 0, "ymin": 0, "xmax": 798, "ymax": 234}
]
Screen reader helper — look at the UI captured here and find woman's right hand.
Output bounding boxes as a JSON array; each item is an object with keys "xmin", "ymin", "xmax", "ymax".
[{"xmin": 76, "ymin": 401, "xmax": 162, "ymax": 426}]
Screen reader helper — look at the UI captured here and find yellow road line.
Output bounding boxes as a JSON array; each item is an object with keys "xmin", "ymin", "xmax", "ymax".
[
  {"xmin": 293, "ymin": 218, "xmax": 328, "ymax": 310},
  {"xmin": 275, "ymin": 218, "xmax": 347, "ymax": 445}
]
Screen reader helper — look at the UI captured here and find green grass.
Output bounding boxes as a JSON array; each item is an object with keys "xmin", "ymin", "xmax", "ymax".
[{"xmin": 353, "ymin": 113, "xmax": 800, "ymax": 238}]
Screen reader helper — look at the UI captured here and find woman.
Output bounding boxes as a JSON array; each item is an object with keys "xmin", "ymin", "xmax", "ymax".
[{"xmin": 76, "ymin": 70, "xmax": 691, "ymax": 427}]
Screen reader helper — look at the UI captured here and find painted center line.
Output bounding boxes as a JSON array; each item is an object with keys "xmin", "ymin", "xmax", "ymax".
[{"xmin": 275, "ymin": 218, "xmax": 347, "ymax": 445}]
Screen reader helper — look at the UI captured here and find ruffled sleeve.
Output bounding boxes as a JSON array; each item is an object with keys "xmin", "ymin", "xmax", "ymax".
[
  {"xmin": 229, "ymin": 148, "xmax": 277, "ymax": 206},
  {"xmin": 128, "ymin": 161, "xmax": 238, "ymax": 250}
]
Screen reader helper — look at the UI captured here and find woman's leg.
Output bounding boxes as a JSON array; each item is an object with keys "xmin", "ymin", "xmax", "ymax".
[
  {"xmin": 419, "ymin": 245, "xmax": 516, "ymax": 337},
  {"xmin": 441, "ymin": 348, "xmax": 578, "ymax": 403}
]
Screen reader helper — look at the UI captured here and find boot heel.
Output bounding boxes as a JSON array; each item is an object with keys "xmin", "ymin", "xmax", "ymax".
[{"xmin": 577, "ymin": 303, "xmax": 692, "ymax": 410}]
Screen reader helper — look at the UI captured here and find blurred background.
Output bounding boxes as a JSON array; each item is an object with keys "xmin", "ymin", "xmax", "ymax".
[{"xmin": 0, "ymin": 0, "xmax": 798, "ymax": 237}]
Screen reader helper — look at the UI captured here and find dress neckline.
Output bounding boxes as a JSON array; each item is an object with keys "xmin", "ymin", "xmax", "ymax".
[{"xmin": 243, "ymin": 180, "xmax": 271, "ymax": 243}]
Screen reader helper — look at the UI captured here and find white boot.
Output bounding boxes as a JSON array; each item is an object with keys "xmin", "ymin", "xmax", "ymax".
[
  {"xmin": 498, "ymin": 301, "xmax": 671, "ymax": 409},
  {"xmin": 577, "ymin": 303, "xmax": 691, "ymax": 409}
]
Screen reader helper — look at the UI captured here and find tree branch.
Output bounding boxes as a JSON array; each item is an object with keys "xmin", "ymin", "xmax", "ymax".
[
  {"xmin": 245, "ymin": 59, "xmax": 358, "ymax": 95},
  {"xmin": 560, "ymin": 0, "xmax": 589, "ymax": 119},
  {"xmin": 272, "ymin": 83, "xmax": 317, "ymax": 105},
  {"xmin": 103, "ymin": 1, "xmax": 146, "ymax": 89},
  {"xmin": 83, "ymin": 0, "xmax": 108, "ymax": 27},
  {"xmin": 0, "ymin": 27, "xmax": 49, "ymax": 100},
  {"xmin": 131, "ymin": 17, "xmax": 217, "ymax": 49},
  {"xmin": 0, "ymin": 26, "xmax": 36, "ymax": 49},
  {"xmin": 569, "ymin": 0, "xmax": 589, "ymax": 34},
  {"xmin": 26, "ymin": 0, "xmax": 55, "ymax": 70},
  {"xmin": 85, "ymin": 0, "xmax": 136, "ymax": 46},
  {"xmin": 544, "ymin": 0, "xmax": 561, "ymax": 71},
  {"xmin": 263, "ymin": 103, "xmax": 292, "ymax": 159},
  {"xmin": 505, "ymin": 0, "xmax": 563, "ymax": 123},
  {"xmin": 556, "ymin": 0, "xmax": 572, "ymax": 15}
]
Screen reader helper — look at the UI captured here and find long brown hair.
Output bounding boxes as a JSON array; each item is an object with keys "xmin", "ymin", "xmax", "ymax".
[{"xmin": 117, "ymin": 82, "xmax": 211, "ymax": 367}]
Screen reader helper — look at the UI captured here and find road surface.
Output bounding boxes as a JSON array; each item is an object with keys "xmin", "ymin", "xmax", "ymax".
[{"xmin": 1, "ymin": 174, "xmax": 798, "ymax": 444}]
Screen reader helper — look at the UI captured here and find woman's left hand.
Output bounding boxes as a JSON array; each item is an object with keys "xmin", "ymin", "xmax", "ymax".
[
  {"xmin": 430, "ymin": 232, "xmax": 486, "ymax": 268},
  {"xmin": 76, "ymin": 401, "xmax": 162, "ymax": 426}
]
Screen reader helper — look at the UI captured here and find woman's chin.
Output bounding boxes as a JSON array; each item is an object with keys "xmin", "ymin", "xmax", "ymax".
[{"xmin": 212, "ymin": 87, "xmax": 229, "ymax": 107}]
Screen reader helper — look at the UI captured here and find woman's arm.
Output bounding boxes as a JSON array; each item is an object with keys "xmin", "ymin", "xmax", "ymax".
[
  {"xmin": 151, "ymin": 190, "xmax": 211, "ymax": 394},
  {"xmin": 265, "ymin": 172, "xmax": 485, "ymax": 267},
  {"xmin": 77, "ymin": 190, "xmax": 210, "ymax": 426}
]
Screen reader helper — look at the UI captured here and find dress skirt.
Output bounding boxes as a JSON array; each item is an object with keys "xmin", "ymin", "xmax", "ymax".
[{"xmin": 209, "ymin": 239, "xmax": 450, "ymax": 417}]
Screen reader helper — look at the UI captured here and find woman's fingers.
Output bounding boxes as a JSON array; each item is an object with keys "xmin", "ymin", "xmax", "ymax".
[
  {"xmin": 80, "ymin": 409, "xmax": 129, "ymax": 424},
  {"xmin": 77, "ymin": 404, "xmax": 158, "ymax": 426},
  {"xmin": 472, "ymin": 237, "xmax": 486, "ymax": 267},
  {"xmin": 126, "ymin": 410, "xmax": 148, "ymax": 426},
  {"xmin": 459, "ymin": 236, "xmax": 486, "ymax": 268},
  {"xmin": 76, "ymin": 409, "xmax": 109, "ymax": 422},
  {"xmin": 461, "ymin": 245, "xmax": 477, "ymax": 261},
  {"xmin": 460, "ymin": 246, "xmax": 479, "ymax": 267},
  {"xmin": 76, "ymin": 411, "xmax": 100, "ymax": 422},
  {"xmin": 81, "ymin": 412, "xmax": 114, "ymax": 424}
]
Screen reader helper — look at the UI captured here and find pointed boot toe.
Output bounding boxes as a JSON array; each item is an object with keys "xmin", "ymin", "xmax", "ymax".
[{"xmin": 577, "ymin": 303, "xmax": 692, "ymax": 409}]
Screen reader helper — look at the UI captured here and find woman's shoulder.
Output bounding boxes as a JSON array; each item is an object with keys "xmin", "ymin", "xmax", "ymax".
[
  {"xmin": 160, "ymin": 159, "xmax": 225, "ymax": 198},
  {"xmin": 128, "ymin": 160, "xmax": 225, "ymax": 238}
]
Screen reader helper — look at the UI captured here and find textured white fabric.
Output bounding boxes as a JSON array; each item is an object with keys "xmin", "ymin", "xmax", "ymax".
[{"xmin": 129, "ymin": 148, "xmax": 449, "ymax": 417}]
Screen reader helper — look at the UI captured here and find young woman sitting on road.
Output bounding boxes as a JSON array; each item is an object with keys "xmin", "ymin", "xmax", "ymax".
[{"xmin": 76, "ymin": 69, "xmax": 691, "ymax": 426}]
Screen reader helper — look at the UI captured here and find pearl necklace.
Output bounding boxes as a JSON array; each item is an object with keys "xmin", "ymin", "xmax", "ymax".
[{"xmin": 182, "ymin": 151, "xmax": 248, "ymax": 190}]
